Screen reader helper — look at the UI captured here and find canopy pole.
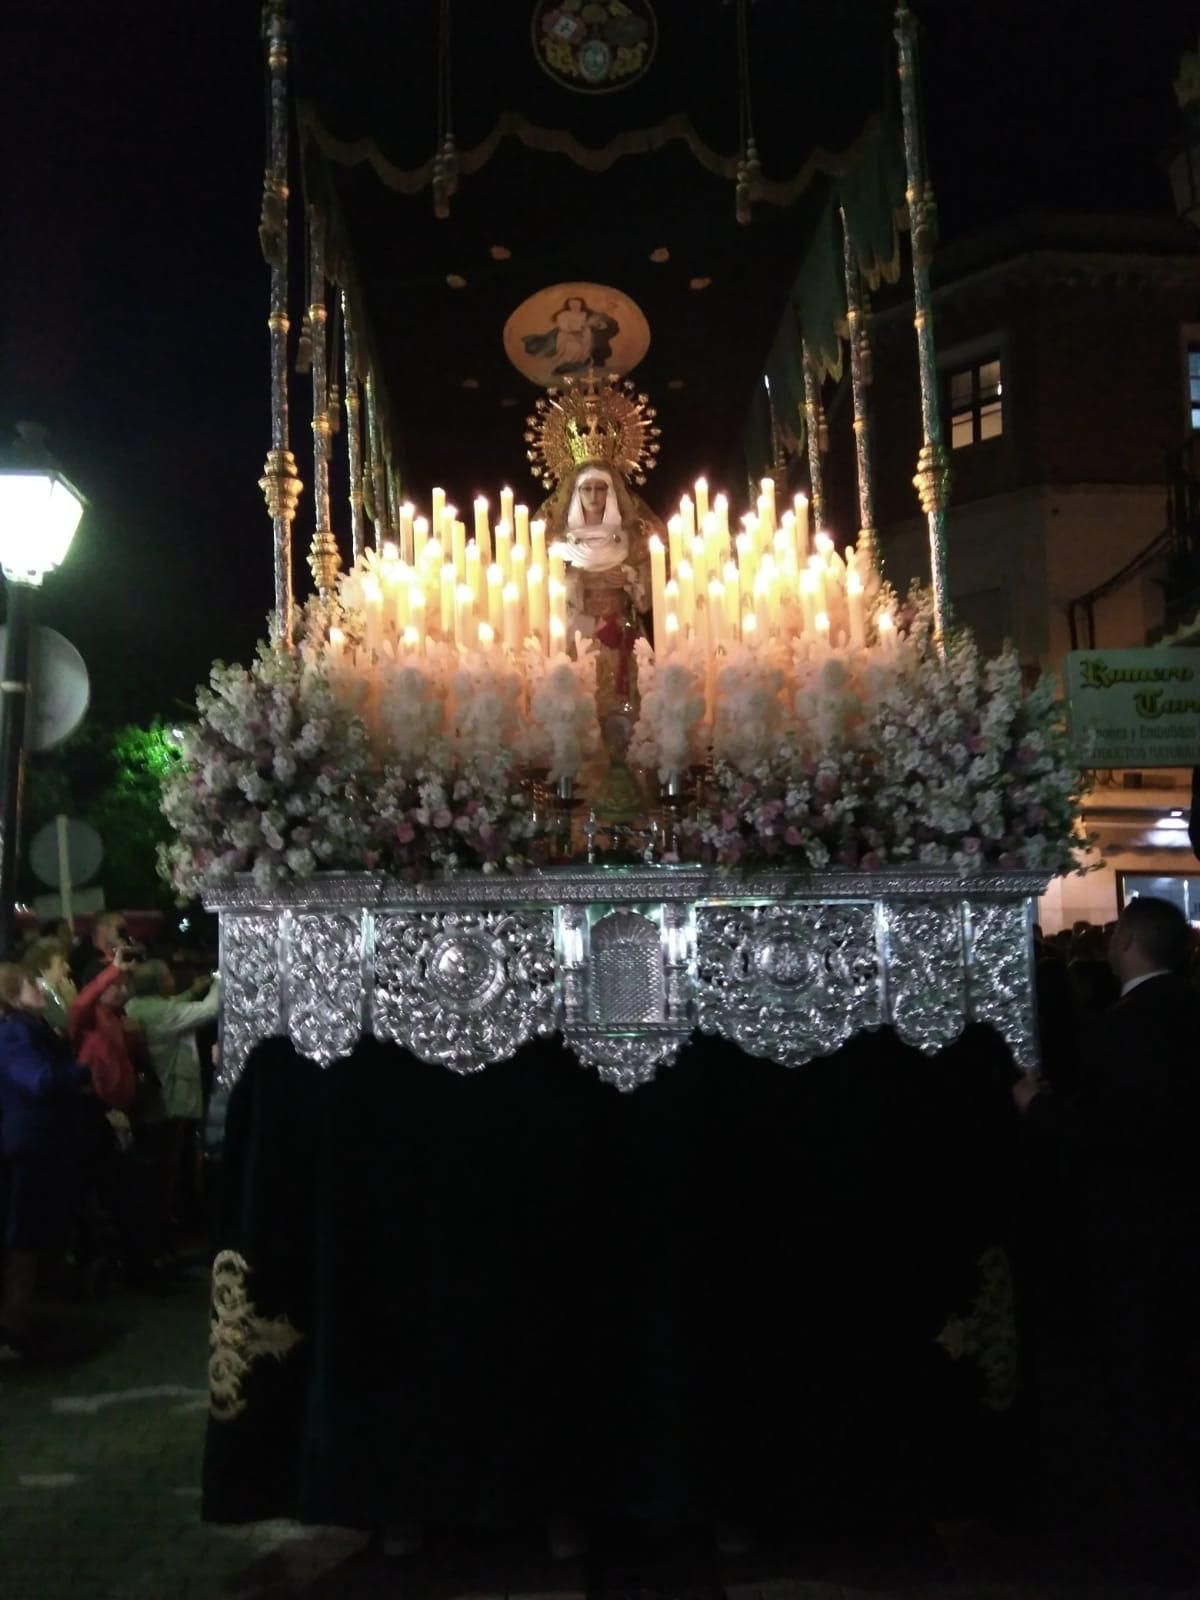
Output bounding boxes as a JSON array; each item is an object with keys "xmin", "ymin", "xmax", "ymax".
[
  {"xmin": 364, "ymin": 372, "xmax": 390, "ymax": 548},
  {"xmin": 307, "ymin": 207, "xmax": 341, "ymax": 598},
  {"xmin": 258, "ymin": 1, "xmax": 301, "ymax": 649},
  {"xmin": 895, "ymin": 1, "xmax": 951, "ymax": 649},
  {"xmin": 341, "ymin": 291, "xmax": 366, "ymax": 566},
  {"xmin": 841, "ymin": 208, "xmax": 878, "ymax": 576},
  {"xmin": 801, "ymin": 343, "xmax": 826, "ymax": 530}
]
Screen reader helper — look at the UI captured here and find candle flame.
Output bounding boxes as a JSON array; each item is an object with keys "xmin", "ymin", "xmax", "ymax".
[
  {"xmin": 877, "ymin": 610, "xmax": 895, "ymax": 634},
  {"xmin": 382, "ymin": 541, "xmax": 399, "ymax": 561},
  {"xmin": 328, "ymin": 627, "xmax": 345, "ymax": 646},
  {"xmin": 815, "ymin": 610, "xmax": 831, "ymax": 633},
  {"xmin": 478, "ymin": 621, "xmax": 494, "ymax": 647}
]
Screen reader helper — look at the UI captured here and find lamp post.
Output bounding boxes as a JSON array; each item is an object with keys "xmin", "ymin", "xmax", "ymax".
[{"xmin": 0, "ymin": 441, "xmax": 85, "ymax": 955}]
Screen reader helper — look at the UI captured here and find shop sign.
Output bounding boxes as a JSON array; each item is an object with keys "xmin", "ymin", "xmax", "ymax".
[{"xmin": 1065, "ymin": 647, "xmax": 1200, "ymax": 767}]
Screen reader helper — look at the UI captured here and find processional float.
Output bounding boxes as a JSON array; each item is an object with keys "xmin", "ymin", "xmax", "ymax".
[{"xmin": 166, "ymin": 1, "xmax": 1084, "ymax": 1095}]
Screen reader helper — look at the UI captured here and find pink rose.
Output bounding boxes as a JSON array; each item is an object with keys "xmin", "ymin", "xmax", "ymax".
[
  {"xmin": 784, "ymin": 826, "xmax": 803, "ymax": 847},
  {"xmin": 395, "ymin": 822, "xmax": 415, "ymax": 844},
  {"xmin": 432, "ymin": 808, "xmax": 453, "ymax": 829},
  {"xmin": 721, "ymin": 810, "xmax": 738, "ymax": 832}
]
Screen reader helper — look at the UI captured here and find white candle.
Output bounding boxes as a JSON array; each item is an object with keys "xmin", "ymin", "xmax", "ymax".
[
  {"xmin": 722, "ymin": 560, "xmax": 741, "ymax": 639},
  {"xmin": 667, "ymin": 514, "xmax": 683, "ymax": 576},
  {"xmin": 440, "ymin": 562, "xmax": 456, "ymax": 638},
  {"xmin": 494, "ymin": 518, "xmax": 511, "ymax": 580},
  {"xmin": 527, "ymin": 563, "xmax": 546, "ymax": 650},
  {"xmin": 514, "ymin": 503, "xmax": 530, "ymax": 554},
  {"xmin": 814, "ymin": 610, "xmax": 831, "ymax": 656},
  {"xmin": 442, "ymin": 504, "xmax": 457, "ymax": 553},
  {"xmin": 455, "ymin": 583, "xmax": 475, "ymax": 648},
  {"xmin": 664, "ymin": 577, "xmax": 680, "ymax": 643},
  {"xmin": 680, "ymin": 494, "xmax": 696, "ymax": 542},
  {"xmin": 760, "ymin": 476, "xmax": 777, "ymax": 535},
  {"xmin": 677, "ymin": 559, "xmax": 695, "ymax": 634},
  {"xmin": 742, "ymin": 610, "xmax": 758, "ymax": 646},
  {"xmin": 409, "ymin": 586, "xmax": 426, "ymax": 649},
  {"xmin": 473, "ymin": 497, "xmax": 491, "ymax": 566},
  {"xmin": 531, "ymin": 518, "xmax": 547, "ymax": 575},
  {"xmin": 707, "ymin": 577, "xmax": 725, "ymax": 646},
  {"xmin": 503, "ymin": 581, "xmax": 521, "ymax": 652},
  {"xmin": 500, "ymin": 486, "xmax": 515, "ymax": 532},
  {"xmin": 548, "ymin": 575, "xmax": 567, "ymax": 645},
  {"xmin": 487, "ymin": 563, "xmax": 504, "ymax": 634},
  {"xmin": 413, "ymin": 515, "xmax": 429, "ymax": 565},
  {"xmin": 799, "ymin": 568, "xmax": 818, "ymax": 637},
  {"xmin": 478, "ymin": 620, "xmax": 495, "ymax": 650},
  {"xmin": 465, "ymin": 541, "xmax": 483, "ymax": 611},
  {"xmin": 847, "ymin": 568, "xmax": 866, "ymax": 648},
  {"xmin": 549, "ymin": 614, "xmax": 566, "ymax": 655},
  {"xmin": 510, "ymin": 543, "xmax": 527, "ymax": 626},
  {"xmin": 649, "ymin": 535, "xmax": 667, "ymax": 651},
  {"xmin": 452, "ymin": 519, "xmax": 467, "ymax": 583},
  {"xmin": 876, "ymin": 608, "xmax": 896, "ymax": 654},
  {"xmin": 694, "ymin": 477, "xmax": 709, "ymax": 524},
  {"xmin": 793, "ymin": 491, "xmax": 809, "ymax": 555},
  {"xmin": 399, "ymin": 503, "xmax": 415, "ymax": 564},
  {"xmin": 431, "ymin": 487, "xmax": 445, "ymax": 540},
  {"xmin": 664, "ymin": 612, "xmax": 679, "ymax": 655},
  {"xmin": 690, "ymin": 533, "xmax": 708, "ymax": 597}
]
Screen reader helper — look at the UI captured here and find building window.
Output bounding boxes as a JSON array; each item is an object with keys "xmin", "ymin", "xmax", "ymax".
[
  {"xmin": 1188, "ymin": 342, "xmax": 1200, "ymax": 432},
  {"xmin": 948, "ymin": 357, "xmax": 1002, "ymax": 449}
]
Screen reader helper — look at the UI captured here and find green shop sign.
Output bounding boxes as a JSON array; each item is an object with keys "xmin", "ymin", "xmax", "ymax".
[{"xmin": 1065, "ymin": 648, "xmax": 1200, "ymax": 768}]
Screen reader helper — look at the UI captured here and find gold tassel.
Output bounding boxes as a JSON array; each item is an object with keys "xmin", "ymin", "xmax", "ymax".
[
  {"xmin": 295, "ymin": 310, "xmax": 313, "ymax": 375},
  {"xmin": 328, "ymin": 381, "xmax": 342, "ymax": 434}
]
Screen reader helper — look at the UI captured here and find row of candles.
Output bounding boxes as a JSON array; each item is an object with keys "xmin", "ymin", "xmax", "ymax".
[
  {"xmin": 347, "ymin": 487, "xmax": 570, "ymax": 658},
  {"xmin": 647, "ymin": 476, "xmax": 878, "ymax": 658}
]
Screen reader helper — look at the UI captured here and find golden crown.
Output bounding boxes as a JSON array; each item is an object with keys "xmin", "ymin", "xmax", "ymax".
[{"xmin": 525, "ymin": 372, "xmax": 661, "ymax": 489}]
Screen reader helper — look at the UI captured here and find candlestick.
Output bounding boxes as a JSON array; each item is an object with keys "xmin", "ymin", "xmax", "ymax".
[
  {"xmin": 465, "ymin": 540, "xmax": 482, "ymax": 610},
  {"xmin": 399, "ymin": 503, "xmax": 415, "ymax": 564},
  {"xmin": 473, "ymin": 497, "xmax": 491, "ymax": 565},
  {"xmin": 667, "ymin": 514, "xmax": 683, "ymax": 576},
  {"xmin": 441, "ymin": 504, "xmax": 457, "ymax": 553},
  {"xmin": 649, "ymin": 534, "xmax": 667, "ymax": 652},
  {"xmin": 793, "ymin": 492, "xmax": 809, "ymax": 555},
  {"xmin": 694, "ymin": 477, "xmax": 709, "ymax": 524},
  {"xmin": 487, "ymin": 563, "xmax": 504, "ymax": 634},
  {"xmin": 527, "ymin": 563, "xmax": 546, "ymax": 651},
  {"xmin": 677, "ymin": 559, "xmax": 695, "ymax": 634},
  {"xmin": 847, "ymin": 568, "xmax": 866, "ymax": 647},
  {"xmin": 680, "ymin": 494, "xmax": 696, "ymax": 542},
  {"xmin": 503, "ymin": 581, "xmax": 521, "ymax": 652},
  {"xmin": 760, "ymin": 476, "xmax": 776, "ymax": 536}
]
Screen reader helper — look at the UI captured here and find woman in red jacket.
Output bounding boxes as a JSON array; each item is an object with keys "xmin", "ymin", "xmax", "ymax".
[{"xmin": 68, "ymin": 951, "xmax": 140, "ymax": 1111}]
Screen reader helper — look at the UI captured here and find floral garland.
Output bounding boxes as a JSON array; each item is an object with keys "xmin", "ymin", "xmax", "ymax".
[{"xmin": 682, "ymin": 595, "xmax": 1088, "ymax": 873}]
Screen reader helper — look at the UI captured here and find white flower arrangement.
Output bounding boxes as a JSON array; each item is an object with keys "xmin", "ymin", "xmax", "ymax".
[
  {"xmin": 525, "ymin": 645, "xmax": 600, "ymax": 782},
  {"xmin": 628, "ymin": 636, "xmax": 708, "ymax": 782}
]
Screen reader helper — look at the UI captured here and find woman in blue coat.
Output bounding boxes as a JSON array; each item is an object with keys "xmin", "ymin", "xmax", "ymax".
[{"xmin": 0, "ymin": 961, "xmax": 90, "ymax": 1353}]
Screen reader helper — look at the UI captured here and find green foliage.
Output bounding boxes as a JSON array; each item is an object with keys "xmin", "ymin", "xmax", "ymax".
[{"xmin": 21, "ymin": 719, "xmax": 184, "ymax": 909}]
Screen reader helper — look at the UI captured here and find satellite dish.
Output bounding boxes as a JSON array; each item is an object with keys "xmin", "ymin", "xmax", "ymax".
[
  {"xmin": 30, "ymin": 817, "xmax": 103, "ymax": 889},
  {"xmin": 0, "ymin": 626, "xmax": 91, "ymax": 751}
]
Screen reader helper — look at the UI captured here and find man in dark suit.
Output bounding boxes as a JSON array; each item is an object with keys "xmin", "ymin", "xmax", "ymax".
[{"xmin": 1016, "ymin": 896, "xmax": 1200, "ymax": 1567}]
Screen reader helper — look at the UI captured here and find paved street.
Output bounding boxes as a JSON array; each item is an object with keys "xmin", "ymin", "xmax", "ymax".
[{"xmin": 2, "ymin": 1269, "xmax": 1197, "ymax": 1599}]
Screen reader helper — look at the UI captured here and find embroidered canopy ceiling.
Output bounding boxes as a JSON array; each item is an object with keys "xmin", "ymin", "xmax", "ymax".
[{"xmin": 290, "ymin": 0, "xmax": 906, "ymax": 500}]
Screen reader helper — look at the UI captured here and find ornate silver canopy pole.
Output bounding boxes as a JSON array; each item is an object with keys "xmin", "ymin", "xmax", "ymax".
[
  {"xmin": 363, "ymin": 370, "xmax": 390, "ymax": 547},
  {"xmin": 801, "ymin": 343, "xmax": 826, "ymax": 529},
  {"xmin": 341, "ymin": 291, "xmax": 366, "ymax": 566},
  {"xmin": 258, "ymin": 1, "xmax": 302, "ymax": 648},
  {"xmin": 840, "ymin": 207, "xmax": 878, "ymax": 576},
  {"xmin": 307, "ymin": 208, "xmax": 341, "ymax": 598},
  {"xmin": 895, "ymin": 1, "xmax": 951, "ymax": 647}
]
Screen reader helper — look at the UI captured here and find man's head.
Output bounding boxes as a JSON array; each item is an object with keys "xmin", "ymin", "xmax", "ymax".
[
  {"xmin": 92, "ymin": 911, "xmax": 128, "ymax": 957},
  {"xmin": 1109, "ymin": 896, "xmax": 1192, "ymax": 986},
  {"xmin": 131, "ymin": 959, "xmax": 173, "ymax": 999},
  {"xmin": 23, "ymin": 937, "xmax": 69, "ymax": 991},
  {"xmin": 0, "ymin": 962, "xmax": 45, "ymax": 1015}
]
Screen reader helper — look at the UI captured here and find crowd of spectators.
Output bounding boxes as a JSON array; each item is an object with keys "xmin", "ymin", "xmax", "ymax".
[{"xmin": 0, "ymin": 911, "xmax": 218, "ymax": 1358}]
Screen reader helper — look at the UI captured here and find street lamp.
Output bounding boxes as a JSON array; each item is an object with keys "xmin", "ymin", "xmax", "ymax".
[{"xmin": 0, "ymin": 438, "xmax": 86, "ymax": 955}]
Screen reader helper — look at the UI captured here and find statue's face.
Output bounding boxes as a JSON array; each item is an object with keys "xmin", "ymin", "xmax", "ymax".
[{"xmin": 578, "ymin": 476, "xmax": 609, "ymax": 523}]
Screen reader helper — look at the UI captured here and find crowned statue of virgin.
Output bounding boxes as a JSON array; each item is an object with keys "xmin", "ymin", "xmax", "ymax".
[{"xmin": 526, "ymin": 372, "xmax": 664, "ymax": 817}]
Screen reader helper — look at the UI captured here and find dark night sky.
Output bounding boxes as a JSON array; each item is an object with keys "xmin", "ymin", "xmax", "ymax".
[{"xmin": 2, "ymin": 0, "xmax": 1196, "ymax": 726}]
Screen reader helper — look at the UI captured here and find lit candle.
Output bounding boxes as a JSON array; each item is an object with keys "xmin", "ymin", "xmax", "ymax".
[
  {"xmin": 677, "ymin": 559, "xmax": 695, "ymax": 634},
  {"xmin": 514, "ymin": 503, "xmax": 530, "ymax": 554},
  {"xmin": 531, "ymin": 518, "xmax": 547, "ymax": 575},
  {"xmin": 714, "ymin": 492, "xmax": 730, "ymax": 551},
  {"xmin": 680, "ymin": 493, "xmax": 696, "ymax": 542},
  {"xmin": 876, "ymin": 608, "xmax": 896, "ymax": 654},
  {"xmin": 465, "ymin": 540, "xmax": 482, "ymax": 610},
  {"xmin": 409, "ymin": 586, "xmax": 426, "ymax": 648},
  {"xmin": 742, "ymin": 609, "xmax": 758, "ymax": 646},
  {"xmin": 649, "ymin": 535, "xmax": 667, "ymax": 651},
  {"xmin": 503, "ymin": 581, "xmax": 521, "ymax": 651},
  {"xmin": 399, "ymin": 503, "xmax": 415, "ymax": 564},
  {"xmin": 722, "ymin": 560, "xmax": 741, "ymax": 639},
  {"xmin": 363, "ymin": 575, "xmax": 384, "ymax": 651},
  {"xmin": 440, "ymin": 561, "xmax": 456, "ymax": 638},
  {"xmin": 487, "ymin": 563, "xmax": 504, "ymax": 635},
  {"xmin": 494, "ymin": 518, "xmax": 512, "ymax": 580},
  {"xmin": 736, "ymin": 530, "xmax": 756, "ymax": 594},
  {"xmin": 707, "ymin": 577, "xmax": 725, "ymax": 646},
  {"xmin": 814, "ymin": 609, "xmax": 831, "ymax": 656},
  {"xmin": 690, "ymin": 534, "xmax": 708, "ymax": 597},
  {"xmin": 667, "ymin": 514, "xmax": 683, "ymax": 576},
  {"xmin": 431, "ymin": 487, "xmax": 445, "ymax": 540},
  {"xmin": 452, "ymin": 519, "xmax": 467, "ymax": 583},
  {"xmin": 754, "ymin": 570, "xmax": 771, "ymax": 639},
  {"xmin": 815, "ymin": 530, "xmax": 834, "ymax": 566},
  {"xmin": 548, "ymin": 575, "xmax": 567, "ymax": 644},
  {"xmin": 664, "ymin": 577, "xmax": 680, "ymax": 643},
  {"xmin": 500, "ymin": 486, "xmax": 515, "ymax": 532},
  {"xmin": 694, "ymin": 477, "xmax": 710, "ymax": 525},
  {"xmin": 381, "ymin": 539, "xmax": 399, "ymax": 564},
  {"xmin": 455, "ymin": 583, "xmax": 475, "ymax": 648},
  {"xmin": 549, "ymin": 548, "xmax": 565, "ymax": 588},
  {"xmin": 799, "ymin": 567, "xmax": 818, "ymax": 636},
  {"xmin": 403, "ymin": 623, "xmax": 419, "ymax": 653},
  {"xmin": 527, "ymin": 563, "xmax": 546, "ymax": 650},
  {"xmin": 807, "ymin": 552, "xmax": 827, "ymax": 618},
  {"xmin": 793, "ymin": 492, "xmax": 809, "ymax": 556},
  {"xmin": 478, "ymin": 620, "xmax": 495, "ymax": 651},
  {"xmin": 413, "ymin": 514, "xmax": 429, "ymax": 565},
  {"xmin": 847, "ymin": 568, "xmax": 866, "ymax": 648},
  {"xmin": 442, "ymin": 504, "xmax": 457, "ymax": 552},
  {"xmin": 510, "ymin": 543, "xmax": 527, "ymax": 627},
  {"xmin": 473, "ymin": 497, "xmax": 491, "ymax": 566},
  {"xmin": 549, "ymin": 614, "xmax": 566, "ymax": 655},
  {"xmin": 760, "ymin": 476, "xmax": 777, "ymax": 536},
  {"xmin": 394, "ymin": 575, "xmax": 410, "ymax": 636}
]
